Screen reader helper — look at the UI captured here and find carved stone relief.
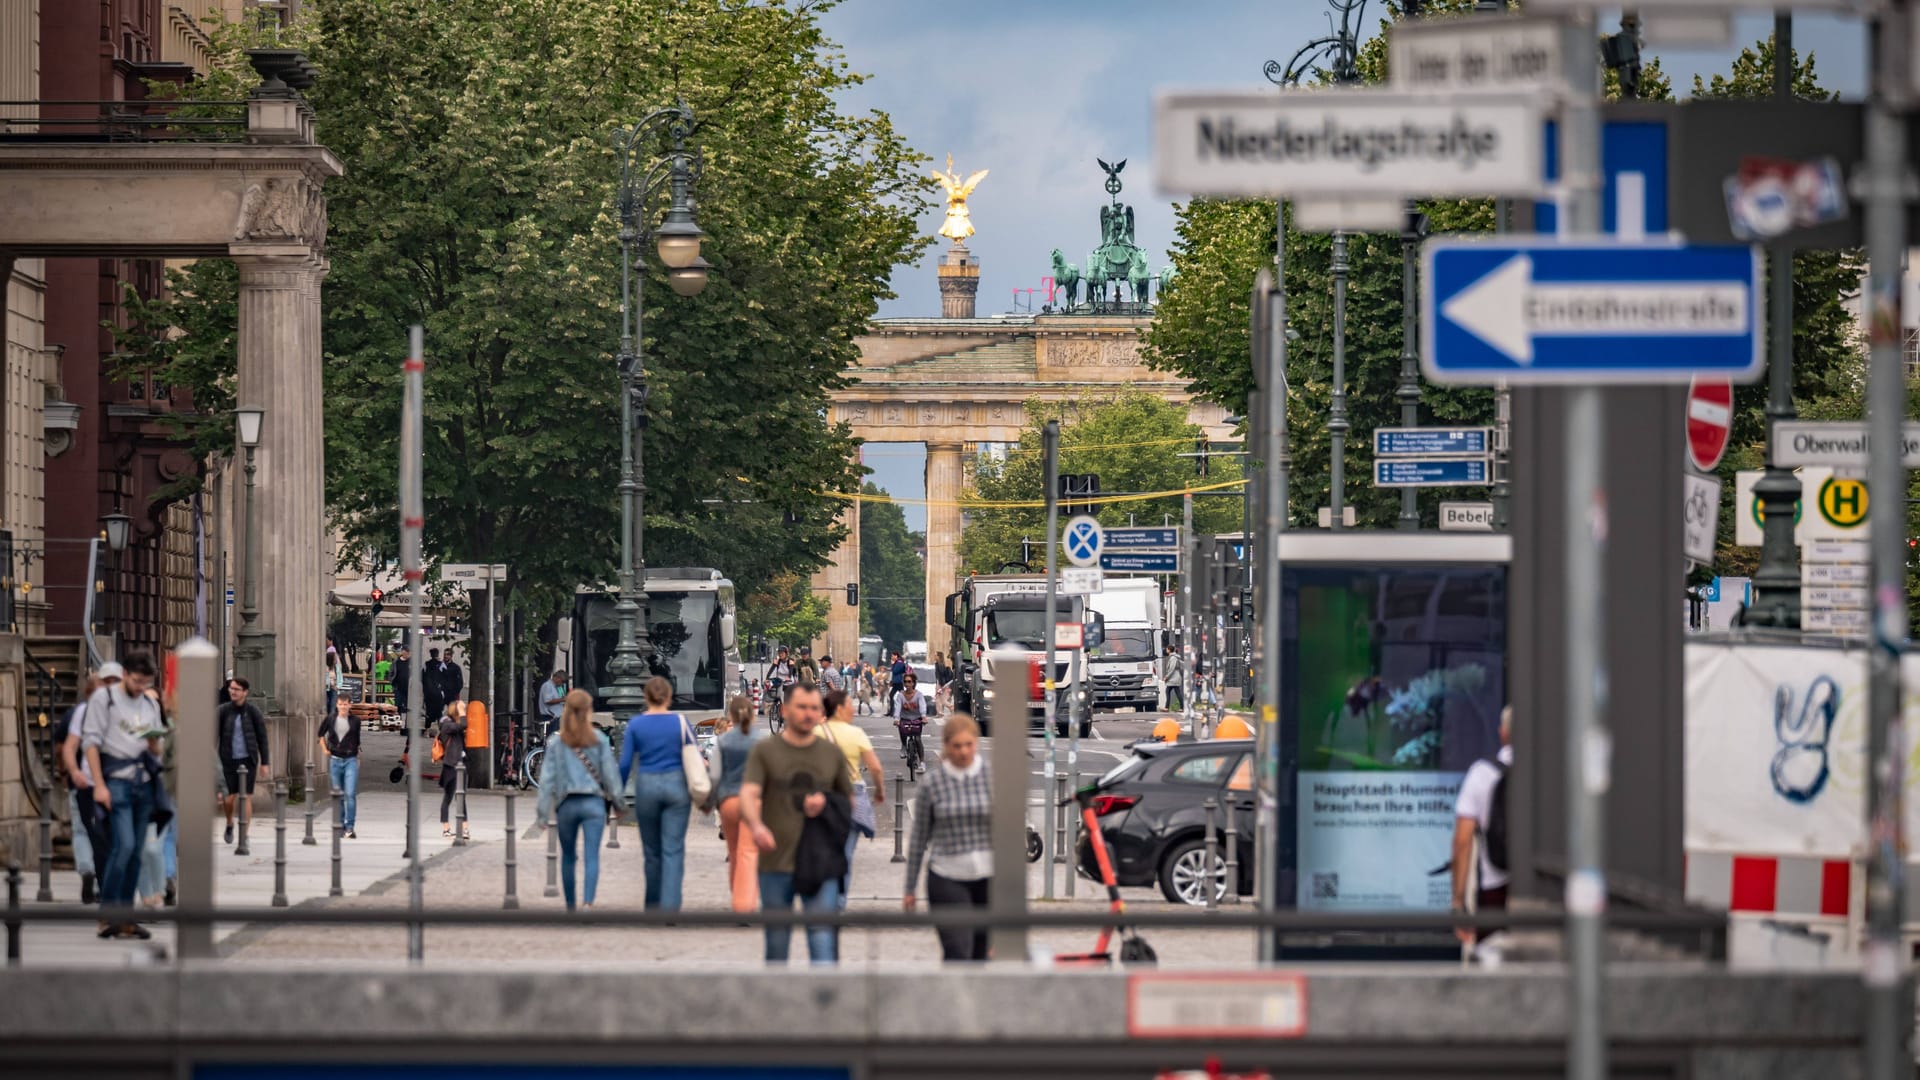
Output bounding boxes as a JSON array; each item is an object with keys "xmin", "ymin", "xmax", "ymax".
[
  {"xmin": 233, "ymin": 177, "xmax": 327, "ymax": 247},
  {"xmin": 1053, "ymin": 338, "xmax": 1141, "ymax": 367}
]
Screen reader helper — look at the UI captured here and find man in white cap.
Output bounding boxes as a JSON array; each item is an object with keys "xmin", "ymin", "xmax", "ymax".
[{"xmin": 57, "ymin": 664, "xmax": 120, "ymax": 903}]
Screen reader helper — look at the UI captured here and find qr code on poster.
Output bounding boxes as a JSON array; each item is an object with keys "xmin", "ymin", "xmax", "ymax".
[{"xmin": 1311, "ymin": 872, "xmax": 1339, "ymax": 901}]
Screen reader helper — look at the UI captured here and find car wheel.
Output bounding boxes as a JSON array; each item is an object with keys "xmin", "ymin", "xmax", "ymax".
[
  {"xmin": 1078, "ymin": 719, "xmax": 1093, "ymax": 740},
  {"xmin": 1158, "ymin": 838, "xmax": 1226, "ymax": 907}
]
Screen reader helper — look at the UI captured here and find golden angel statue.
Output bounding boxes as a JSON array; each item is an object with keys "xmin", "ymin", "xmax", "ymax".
[{"xmin": 932, "ymin": 153, "xmax": 989, "ymax": 242}]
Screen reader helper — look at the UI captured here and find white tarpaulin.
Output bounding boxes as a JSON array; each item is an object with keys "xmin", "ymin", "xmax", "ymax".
[{"xmin": 1686, "ymin": 639, "xmax": 1920, "ymax": 857}]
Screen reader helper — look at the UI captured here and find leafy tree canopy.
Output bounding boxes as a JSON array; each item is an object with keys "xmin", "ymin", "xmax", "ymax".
[{"xmin": 858, "ymin": 482, "xmax": 925, "ymax": 651}]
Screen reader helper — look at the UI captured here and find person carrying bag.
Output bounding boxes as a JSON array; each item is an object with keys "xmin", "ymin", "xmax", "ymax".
[
  {"xmin": 535, "ymin": 689, "xmax": 622, "ymax": 911},
  {"xmin": 619, "ymin": 676, "xmax": 697, "ymax": 911}
]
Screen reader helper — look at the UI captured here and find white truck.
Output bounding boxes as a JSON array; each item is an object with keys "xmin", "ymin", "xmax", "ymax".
[
  {"xmin": 1084, "ymin": 577, "xmax": 1166, "ymax": 713},
  {"xmin": 943, "ymin": 573, "xmax": 1093, "ymax": 738}
]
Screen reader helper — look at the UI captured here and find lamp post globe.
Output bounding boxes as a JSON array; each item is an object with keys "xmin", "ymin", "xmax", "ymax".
[
  {"xmin": 666, "ymin": 255, "xmax": 710, "ymax": 298},
  {"xmin": 655, "ymin": 212, "xmax": 702, "ymax": 269},
  {"xmin": 235, "ymin": 404, "xmax": 264, "ymax": 448},
  {"xmin": 100, "ymin": 512, "xmax": 131, "ymax": 554}
]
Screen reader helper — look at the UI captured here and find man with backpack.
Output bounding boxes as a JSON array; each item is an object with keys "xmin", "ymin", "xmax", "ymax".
[{"xmin": 1451, "ymin": 705, "xmax": 1513, "ymax": 946}]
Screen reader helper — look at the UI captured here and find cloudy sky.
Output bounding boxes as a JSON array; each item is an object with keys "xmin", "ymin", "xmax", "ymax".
[{"xmin": 818, "ymin": 1, "xmax": 1868, "ymax": 529}]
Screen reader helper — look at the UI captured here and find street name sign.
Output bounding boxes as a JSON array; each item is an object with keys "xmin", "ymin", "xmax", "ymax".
[
  {"xmin": 1060, "ymin": 567, "xmax": 1104, "ymax": 596},
  {"xmin": 1154, "ymin": 89, "xmax": 1544, "ymax": 199},
  {"xmin": 1374, "ymin": 457, "xmax": 1490, "ymax": 487},
  {"xmin": 1389, "ymin": 14, "xmax": 1565, "ymax": 96},
  {"xmin": 1101, "ymin": 552, "xmax": 1180, "ymax": 574},
  {"xmin": 1422, "ymin": 239, "xmax": 1764, "ymax": 384},
  {"xmin": 1375, "ymin": 426, "xmax": 1492, "ymax": 456},
  {"xmin": 1104, "ymin": 527, "xmax": 1181, "ymax": 551},
  {"xmin": 1063, "ymin": 515, "xmax": 1104, "ymax": 568},
  {"xmin": 1771, "ymin": 420, "xmax": 1920, "ymax": 470},
  {"xmin": 1686, "ymin": 377, "xmax": 1734, "ymax": 472},
  {"xmin": 1439, "ymin": 501, "xmax": 1496, "ymax": 531}
]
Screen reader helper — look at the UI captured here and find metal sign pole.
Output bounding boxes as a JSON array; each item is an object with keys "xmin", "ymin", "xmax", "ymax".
[
  {"xmin": 1041, "ymin": 419, "xmax": 1061, "ymax": 901},
  {"xmin": 1254, "ymin": 259, "xmax": 1287, "ymax": 962},
  {"xmin": 1863, "ymin": 3, "xmax": 1913, "ymax": 1073},
  {"xmin": 1180, "ymin": 492, "xmax": 1195, "ymax": 732},
  {"xmin": 1560, "ymin": 16, "xmax": 1609, "ymax": 1080},
  {"xmin": 401, "ymin": 324, "xmax": 427, "ymax": 965}
]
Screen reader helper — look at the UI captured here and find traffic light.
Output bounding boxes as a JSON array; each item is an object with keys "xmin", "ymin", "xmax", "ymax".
[
  {"xmin": 1059, "ymin": 473, "xmax": 1101, "ymax": 516},
  {"xmin": 845, "ymin": 582, "xmax": 858, "ymax": 607},
  {"xmin": 369, "ymin": 586, "xmax": 384, "ymax": 620},
  {"xmin": 1194, "ymin": 439, "xmax": 1209, "ymax": 477}
]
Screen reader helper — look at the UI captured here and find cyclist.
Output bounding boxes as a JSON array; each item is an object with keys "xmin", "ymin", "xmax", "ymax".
[
  {"xmin": 893, "ymin": 672, "xmax": 931, "ymax": 774},
  {"xmin": 795, "ymin": 645, "xmax": 820, "ymax": 689},
  {"xmin": 766, "ymin": 647, "xmax": 796, "ymax": 727}
]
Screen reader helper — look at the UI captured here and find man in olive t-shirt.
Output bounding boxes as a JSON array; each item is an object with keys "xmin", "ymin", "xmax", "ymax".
[{"xmin": 743, "ymin": 683, "xmax": 854, "ymax": 964}]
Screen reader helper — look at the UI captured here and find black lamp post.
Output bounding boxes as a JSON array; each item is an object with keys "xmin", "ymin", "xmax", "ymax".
[
  {"xmin": 100, "ymin": 511, "xmax": 130, "ymax": 647},
  {"xmin": 233, "ymin": 405, "xmax": 275, "ymax": 705},
  {"xmin": 605, "ymin": 103, "xmax": 708, "ymax": 716}
]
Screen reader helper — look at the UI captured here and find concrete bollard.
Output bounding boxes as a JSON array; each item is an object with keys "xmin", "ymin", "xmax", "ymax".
[
  {"xmin": 302, "ymin": 760, "xmax": 319, "ymax": 846},
  {"xmin": 1203, "ymin": 797, "xmax": 1219, "ymax": 911},
  {"xmin": 605, "ymin": 797, "xmax": 620, "ymax": 850},
  {"xmin": 329, "ymin": 786, "xmax": 344, "ymax": 898},
  {"xmin": 1224, "ymin": 806, "xmax": 1240, "ymax": 906},
  {"xmin": 35, "ymin": 776, "xmax": 53, "ymax": 903},
  {"xmin": 5, "ymin": 862, "xmax": 20, "ymax": 966},
  {"xmin": 453, "ymin": 758, "xmax": 469, "ymax": 846},
  {"xmin": 890, "ymin": 774, "xmax": 906, "ymax": 864},
  {"xmin": 234, "ymin": 763, "xmax": 252, "ymax": 856},
  {"xmin": 543, "ymin": 820, "xmax": 559, "ymax": 898},
  {"xmin": 502, "ymin": 787, "xmax": 519, "ymax": 910},
  {"xmin": 271, "ymin": 777, "xmax": 288, "ymax": 907}
]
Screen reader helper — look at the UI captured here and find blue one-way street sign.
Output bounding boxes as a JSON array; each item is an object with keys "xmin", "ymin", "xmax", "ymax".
[
  {"xmin": 1421, "ymin": 239, "xmax": 1763, "ymax": 384},
  {"xmin": 1374, "ymin": 458, "xmax": 1490, "ymax": 488}
]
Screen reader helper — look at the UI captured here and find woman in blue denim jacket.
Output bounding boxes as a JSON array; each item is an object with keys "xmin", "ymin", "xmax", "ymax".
[
  {"xmin": 619, "ymin": 676, "xmax": 697, "ymax": 910},
  {"xmin": 535, "ymin": 689, "xmax": 623, "ymax": 911}
]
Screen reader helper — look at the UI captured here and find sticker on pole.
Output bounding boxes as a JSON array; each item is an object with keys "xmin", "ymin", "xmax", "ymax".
[
  {"xmin": 1686, "ymin": 377, "xmax": 1734, "ymax": 472},
  {"xmin": 1063, "ymin": 515, "xmax": 1104, "ymax": 568}
]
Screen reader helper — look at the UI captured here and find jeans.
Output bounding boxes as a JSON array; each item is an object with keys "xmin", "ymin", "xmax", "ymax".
[
  {"xmin": 100, "ymin": 776, "xmax": 153, "ymax": 910},
  {"xmin": 67, "ymin": 790, "xmax": 95, "ymax": 876},
  {"xmin": 632, "ymin": 770, "xmax": 691, "ymax": 911},
  {"xmin": 554, "ymin": 793, "xmax": 606, "ymax": 910},
  {"xmin": 759, "ymin": 870, "xmax": 841, "ymax": 965},
  {"xmin": 328, "ymin": 756, "xmax": 359, "ymax": 830}
]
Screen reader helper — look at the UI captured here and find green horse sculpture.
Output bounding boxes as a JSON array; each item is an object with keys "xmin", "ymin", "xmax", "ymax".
[{"xmin": 1049, "ymin": 249, "xmax": 1081, "ymax": 308}]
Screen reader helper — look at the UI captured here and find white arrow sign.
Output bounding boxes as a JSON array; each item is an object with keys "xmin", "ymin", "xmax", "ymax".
[{"xmin": 1439, "ymin": 254, "xmax": 1753, "ymax": 365}]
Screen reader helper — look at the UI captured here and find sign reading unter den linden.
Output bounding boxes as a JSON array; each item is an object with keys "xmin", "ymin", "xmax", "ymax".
[{"xmin": 1154, "ymin": 90, "xmax": 1544, "ymax": 199}]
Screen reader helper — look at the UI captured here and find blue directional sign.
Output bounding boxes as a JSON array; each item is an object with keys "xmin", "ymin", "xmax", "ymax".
[
  {"xmin": 1374, "ymin": 427, "xmax": 1492, "ymax": 457},
  {"xmin": 1421, "ymin": 239, "xmax": 1763, "ymax": 385},
  {"xmin": 1374, "ymin": 457, "xmax": 1490, "ymax": 488},
  {"xmin": 1536, "ymin": 118, "xmax": 1668, "ymax": 237},
  {"xmin": 1104, "ymin": 527, "xmax": 1180, "ymax": 551},
  {"xmin": 1101, "ymin": 551, "xmax": 1180, "ymax": 573}
]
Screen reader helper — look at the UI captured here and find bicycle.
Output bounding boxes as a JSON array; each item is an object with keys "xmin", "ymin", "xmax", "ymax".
[
  {"xmin": 765, "ymin": 679, "xmax": 787, "ymax": 733},
  {"xmin": 899, "ymin": 717, "xmax": 926, "ymax": 780}
]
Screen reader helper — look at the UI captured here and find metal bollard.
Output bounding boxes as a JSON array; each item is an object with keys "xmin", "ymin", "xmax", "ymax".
[
  {"xmin": 890, "ymin": 774, "xmax": 906, "ymax": 864},
  {"xmin": 502, "ymin": 787, "xmax": 519, "ymax": 910},
  {"xmin": 234, "ymin": 763, "xmax": 252, "ymax": 856},
  {"xmin": 605, "ymin": 797, "xmax": 621, "ymax": 850},
  {"xmin": 1224, "ymin": 805, "xmax": 1240, "ymax": 906},
  {"xmin": 1053, "ymin": 773, "xmax": 1069, "ymax": 864},
  {"xmin": 271, "ymin": 777, "xmax": 288, "ymax": 907},
  {"xmin": 453, "ymin": 758, "xmax": 469, "ymax": 846},
  {"xmin": 1203, "ymin": 797, "xmax": 1219, "ymax": 911},
  {"xmin": 329, "ymin": 786, "xmax": 344, "ymax": 898},
  {"xmin": 5, "ymin": 862, "xmax": 20, "ymax": 965},
  {"xmin": 35, "ymin": 776, "xmax": 53, "ymax": 902},
  {"xmin": 543, "ymin": 820, "xmax": 559, "ymax": 898},
  {"xmin": 1065, "ymin": 766, "xmax": 1078, "ymax": 900},
  {"xmin": 302, "ymin": 759, "xmax": 318, "ymax": 845}
]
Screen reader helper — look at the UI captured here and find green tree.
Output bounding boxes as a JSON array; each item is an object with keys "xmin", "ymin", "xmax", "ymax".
[
  {"xmin": 117, "ymin": 0, "xmax": 930, "ymax": 648},
  {"xmin": 957, "ymin": 392, "xmax": 1245, "ymax": 574},
  {"xmin": 857, "ymin": 482, "xmax": 924, "ymax": 650},
  {"xmin": 738, "ymin": 570, "xmax": 828, "ymax": 649}
]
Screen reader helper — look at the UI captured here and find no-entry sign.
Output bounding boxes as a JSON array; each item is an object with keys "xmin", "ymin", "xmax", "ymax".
[{"xmin": 1686, "ymin": 377, "xmax": 1734, "ymax": 472}]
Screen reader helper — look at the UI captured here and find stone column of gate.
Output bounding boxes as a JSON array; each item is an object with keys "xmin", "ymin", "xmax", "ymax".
[
  {"xmin": 813, "ymin": 498, "xmax": 860, "ymax": 662},
  {"xmin": 923, "ymin": 442, "xmax": 966, "ymax": 651},
  {"xmin": 231, "ymin": 252, "xmax": 323, "ymax": 774}
]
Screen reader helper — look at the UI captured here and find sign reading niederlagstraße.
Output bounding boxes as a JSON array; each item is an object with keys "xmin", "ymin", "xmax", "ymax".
[{"xmin": 1153, "ymin": 90, "xmax": 1544, "ymax": 198}]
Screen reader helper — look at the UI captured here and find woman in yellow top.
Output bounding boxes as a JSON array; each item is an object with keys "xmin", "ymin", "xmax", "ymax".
[{"xmin": 818, "ymin": 688, "xmax": 885, "ymax": 909}]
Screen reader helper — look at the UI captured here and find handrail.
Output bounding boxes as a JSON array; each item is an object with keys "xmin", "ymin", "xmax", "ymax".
[{"xmin": 0, "ymin": 99, "xmax": 248, "ymax": 144}]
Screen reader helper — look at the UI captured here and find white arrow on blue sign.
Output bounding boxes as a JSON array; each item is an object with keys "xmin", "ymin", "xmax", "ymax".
[
  {"xmin": 1374, "ymin": 457, "xmax": 1491, "ymax": 488},
  {"xmin": 1063, "ymin": 515, "xmax": 1104, "ymax": 568},
  {"xmin": 1421, "ymin": 239, "xmax": 1763, "ymax": 384}
]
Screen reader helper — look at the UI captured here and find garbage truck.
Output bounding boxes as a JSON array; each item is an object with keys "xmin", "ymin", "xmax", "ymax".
[{"xmin": 943, "ymin": 573, "xmax": 1094, "ymax": 737}]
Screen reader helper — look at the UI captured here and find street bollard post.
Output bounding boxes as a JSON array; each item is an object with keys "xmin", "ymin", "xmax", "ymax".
[
  {"xmin": 302, "ymin": 759, "xmax": 318, "ymax": 845},
  {"xmin": 1065, "ymin": 765, "xmax": 1078, "ymax": 899},
  {"xmin": 329, "ymin": 785, "xmax": 344, "ymax": 898},
  {"xmin": 453, "ymin": 757, "xmax": 469, "ymax": 846},
  {"xmin": 543, "ymin": 819, "xmax": 559, "ymax": 898},
  {"xmin": 35, "ymin": 775, "xmax": 53, "ymax": 902},
  {"xmin": 5, "ymin": 862, "xmax": 20, "ymax": 965},
  {"xmin": 234, "ymin": 763, "xmax": 252, "ymax": 856},
  {"xmin": 605, "ymin": 798, "xmax": 621, "ymax": 850},
  {"xmin": 1053, "ymin": 773, "xmax": 1069, "ymax": 864},
  {"xmin": 1204, "ymin": 797, "xmax": 1219, "ymax": 911},
  {"xmin": 890, "ymin": 774, "xmax": 906, "ymax": 863},
  {"xmin": 502, "ymin": 786, "xmax": 519, "ymax": 910},
  {"xmin": 271, "ymin": 776, "xmax": 288, "ymax": 907},
  {"xmin": 1224, "ymin": 805, "xmax": 1240, "ymax": 906}
]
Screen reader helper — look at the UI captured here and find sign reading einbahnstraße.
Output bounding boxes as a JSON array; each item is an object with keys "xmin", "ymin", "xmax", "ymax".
[{"xmin": 1153, "ymin": 89, "xmax": 1544, "ymax": 198}]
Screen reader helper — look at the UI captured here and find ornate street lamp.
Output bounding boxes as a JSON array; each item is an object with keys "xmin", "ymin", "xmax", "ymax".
[
  {"xmin": 100, "ymin": 511, "xmax": 130, "ymax": 648},
  {"xmin": 605, "ymin": 102, "xmax": 707, "ymax": 715},
  {"xmin": 233, "ymin": 404, "xmax": 276, "ymax": 707}
]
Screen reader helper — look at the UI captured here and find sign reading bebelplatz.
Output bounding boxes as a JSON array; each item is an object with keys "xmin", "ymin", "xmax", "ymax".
[
  {"xmin": 1153, "ymin": 89, "xmax": 1544, "ymax": 198},
  {"xmin": 1422, "ymin": 238, "xmax": 1764, "ymax": 384}
]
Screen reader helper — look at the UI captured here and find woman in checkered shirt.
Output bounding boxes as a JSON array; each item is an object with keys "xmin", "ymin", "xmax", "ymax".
[{"xmin": 901, "ymin": 712, "xmax": 994, "ymax": 962}]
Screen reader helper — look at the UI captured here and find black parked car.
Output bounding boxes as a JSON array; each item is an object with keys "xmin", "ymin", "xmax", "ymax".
[{"xmin": 1076, "ymin": 739, "xmax": 1255, "ymax": 906}]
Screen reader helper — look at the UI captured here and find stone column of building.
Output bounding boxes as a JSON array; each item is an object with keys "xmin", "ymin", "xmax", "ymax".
[
  {"xmin": 813, "ymin": 500, "xmax": 860, "ymax": 663},
  {"xmin": 923, "ymin": 441, "xmax": 965, "ymax": 651},
  {"xmin": 231, "ymin": 252, "xmax": 323, "ymax": 774},
  {"xmin": 937, "ymin": 241, "xmax": 979, "ymax": 320}
]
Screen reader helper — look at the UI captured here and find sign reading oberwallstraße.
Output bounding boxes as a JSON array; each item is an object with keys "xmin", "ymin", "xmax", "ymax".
[
  {"xmin": 1154, "ymin": 89, "xmax": 1544, "ymax": 198},
  {"xmin": 1771, "ymin": 420, "xmax": 1920, "ymax": 470}
]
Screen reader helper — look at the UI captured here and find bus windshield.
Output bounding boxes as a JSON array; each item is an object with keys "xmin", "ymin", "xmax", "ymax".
[{"xmin": 574, "ymin": 590, "xmax": 726, "ymax": 711}]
